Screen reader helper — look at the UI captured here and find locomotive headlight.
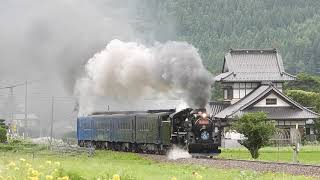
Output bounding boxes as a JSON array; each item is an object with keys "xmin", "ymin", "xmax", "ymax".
[
  {"xmin": 200, "ymin": 131, "xmax": 210, "ymax": 140},
  {"xmin": 201, "ymin": 113, "xmax": 207, "ymax": 118}
]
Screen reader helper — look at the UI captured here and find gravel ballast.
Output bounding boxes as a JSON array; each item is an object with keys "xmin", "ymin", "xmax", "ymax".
[{"xmin": 141, "ymin": 154, "xmax": 320, "ymax": 177}]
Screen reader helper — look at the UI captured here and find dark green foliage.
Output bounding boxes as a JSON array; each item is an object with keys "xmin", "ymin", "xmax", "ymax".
[
  {"xmin": 211, "ymin": 82, "xmax": 223, "ymax": 101},
  {"xmin": 136, "ymin": 0, "xmax": 320, "ymax": 75},
  {"xmin": 232, "ymin": 112, "xmax": 276, "ymax": 159},
  {"xmin": 0, "ymin": 138, "xmax": 44, "ymax": 152},
  {"xmin": 285, "ymin": 89, "xmax": 320, "ymax": 113},
  {"xmin": 0, "ymin": 119, "xmax": 8, "ymax": 129},
  {"xmin": 286, "ymin": 73, "xmax": 320, "ymax": 93},
  {"xmin": 0, "ymin": 119, "xmax": 7, "ymax": 143},
  {"xmin": 0, "ymin": 128, "xmax": 7, "ymax": 143},
  {"xmin": 315, "ymin": 120, "xmax": 320, "ymax": 141}
]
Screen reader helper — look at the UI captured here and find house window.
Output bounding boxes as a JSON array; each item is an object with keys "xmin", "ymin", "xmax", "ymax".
[
  {"xmin": 227, "ymin": 88, "xmax": 233, "ymax": 99},
  {"xmin": 266, "ymin": 98, "xmax": 277, "ymax": 105},
  {"xmin": 224, "ymin": 87, "xmax": 233, "ymax": 100}
]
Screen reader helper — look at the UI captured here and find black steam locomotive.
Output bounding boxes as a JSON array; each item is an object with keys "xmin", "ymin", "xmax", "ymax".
[{"xmin": 77, "ymin": 108, "xmax": 221, "ymax": 154}]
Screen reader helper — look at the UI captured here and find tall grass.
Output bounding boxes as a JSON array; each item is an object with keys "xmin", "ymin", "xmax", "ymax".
[{"xmin": 219, "ymin": 145, "xmax": 320, "ymax": 165}]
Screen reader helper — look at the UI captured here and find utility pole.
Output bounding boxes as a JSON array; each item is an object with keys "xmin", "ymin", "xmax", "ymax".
[
  {"xmin": 50, "ymin": 96, "xmax": 54, "ymax": 147},
  {"xmin": 0, "ymin": 82, "xmax": 26, "ymax": 128},
  {"xmin": 24, "ymin": 80, "xmax": 28, "ymax": 137},
  {"xmin": 9, "ymin": 87, "xmax": 14, "ymax": 126},
  {"xmin": 0, "ymin": 81, "xmax": 37, "ymax": 137}
]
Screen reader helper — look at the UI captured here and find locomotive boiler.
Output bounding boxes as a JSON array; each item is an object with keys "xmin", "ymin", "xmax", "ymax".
[{"xmin": 77, "ymin": 108, "xmax": 221, "ymax": 154}]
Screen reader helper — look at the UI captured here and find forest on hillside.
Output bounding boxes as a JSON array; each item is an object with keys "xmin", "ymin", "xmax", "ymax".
[{"xmin": 135, "ymin": 0, "xmax": 320, "ymax": 75}]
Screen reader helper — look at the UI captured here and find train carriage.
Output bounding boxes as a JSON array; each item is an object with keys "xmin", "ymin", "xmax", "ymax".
[{"xmin": 77, "ymin": 109, "xmax": 221, "ymax": 154}]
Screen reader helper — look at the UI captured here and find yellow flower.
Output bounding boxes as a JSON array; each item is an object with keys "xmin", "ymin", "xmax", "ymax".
[
  {"xmin": 31, "ymin": 169, "xmax": 40, "ymax": 177},
  {"xmin": 57, "ymin": 177, "xmax": 69, "ymax": 180},
  {"xmin": 46, "ymin": 161, "xmax": 52, "ymax": 165},
  {"xmin": 20, "ymin": 158, "xmax": 26, "ymax": 162},
  {"xmin": 171, "ymin": 177, "xmax": 177, "ymax": 180},
  {"xmin": 28, "ymin": 177, "xmax": 39, "ymax": 180},
  {"xmin": 28, "ymin": 168, "xmax": 34, "ymax": 174},
  {"xmin": 45, "ymin": 175, "xmax": 54, "ymax": 180},
  {"xmin": 7, "ymin": 161, "xmax": 16, "ymax": 168},
  {"xmin": 112, "ymin": 174, "xmax": 120, "ymax": 180},
  {"xmin": 28, "ymin": 168, "xmax": 39, "ymax": 177},
  {"xmin": 54, "ymin": 161, "xmax": 61, "ymax": 166},
  {"xmin": 26, "ymin": 163, "xmax": 32, "ymax": 168}
]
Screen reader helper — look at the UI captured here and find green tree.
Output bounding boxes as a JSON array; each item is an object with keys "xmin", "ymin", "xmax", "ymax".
[
  {"xmin": 0, "ymin": 119, "xmax": 7, "ymax": 143},
  {"xmin": 0, "ymin": 128, "xmax": 6, "ymax": 143},
  {"xmin": 285, "ymin": 89, "xmax": 320, "ymax": 141},
  {"xmin": 0, "ymin": 119, "xmax": 8, "ymax": 129},
  {"xmin": 286, "ymin": 73, "xmax": 320, "ymax": 93},
  {"xmin": 285, "ymin": 90, "xmax": 320, "ymax": 113},
  {"xmin": 232, "ymin": 112, "xmax": 276, "ymax": 159}
]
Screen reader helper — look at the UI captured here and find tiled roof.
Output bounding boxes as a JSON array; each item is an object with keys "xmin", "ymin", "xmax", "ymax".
[
  {"xmin": 214, "ymin": 85, "xmax": 271, "ymax": 118},
  {"xmin": 215, "ymin": 49, "xmax": 296, "ymax": 82},
  {"xmin": 214, "ymin": 84, "xmax": 320, "ymax": 120},
  {"xmin": 244, "ymin": 107, "xmax": 319, "ymax": 120},
  {"xmin": 208, "ymin": 101, "xmax": 229, "ymax": 117}
]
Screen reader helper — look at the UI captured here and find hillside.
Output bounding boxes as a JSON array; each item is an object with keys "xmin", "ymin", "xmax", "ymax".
[{"xmin": 135, "ymin": 0, "xmax": 320, "ymax": 75}]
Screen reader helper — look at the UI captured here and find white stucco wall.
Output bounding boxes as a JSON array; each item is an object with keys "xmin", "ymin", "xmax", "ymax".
[{"xmin": 254, "ymin": 93, "xmax": 290, "ymax": 107}]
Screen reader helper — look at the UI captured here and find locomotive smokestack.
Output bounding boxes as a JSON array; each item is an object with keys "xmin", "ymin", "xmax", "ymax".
[{"xmin": 76, "ymin": 39, "xmax": 212, "ymax": 113}]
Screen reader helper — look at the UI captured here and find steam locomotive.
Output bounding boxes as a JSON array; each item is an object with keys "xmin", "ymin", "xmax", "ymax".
[{"xmin": 77, "ymin": 108, "xmax": 222, "ymax": 154}]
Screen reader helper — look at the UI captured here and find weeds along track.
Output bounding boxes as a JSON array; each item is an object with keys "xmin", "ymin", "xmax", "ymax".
[{"xmin": 142, "ymin": 154, "xmax": 320, "ymax": 177}]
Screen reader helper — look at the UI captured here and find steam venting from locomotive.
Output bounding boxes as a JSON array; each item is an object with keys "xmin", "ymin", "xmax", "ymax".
[{"xmin": 76, "ymin": 39, "xmax": 212, "ymax": 114}]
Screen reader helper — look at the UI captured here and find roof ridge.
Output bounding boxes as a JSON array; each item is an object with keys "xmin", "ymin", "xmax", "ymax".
[
  {"xmin": 282, "ymin": 71, "xmax": 297, "ymax": 79},
  {"xmin": 220, "ymin": 85, "xmax": 271, "ymax": 118},
  {"xmin": 275, "ymin": 51, "xmax": 283, "ymax": 74},
  {"xmin": 238, "ymin": 85, "xmax": 320, "ymax": 116},
  {"xmin": 272, "ymin": 88, "xmax": 320, "ymax": 116},
  {"xmin": 230, "ymin": 48, "xmax": 277, "ymax": 53},
  {"xmin": 236, "ymin": 85, "xmax": 273, "ymax": 112}
]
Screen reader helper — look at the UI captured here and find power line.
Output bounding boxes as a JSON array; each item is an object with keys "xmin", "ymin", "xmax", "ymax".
[{"xmin": 0, "ymin": 83, "xmax": 25, "ymax": 90}]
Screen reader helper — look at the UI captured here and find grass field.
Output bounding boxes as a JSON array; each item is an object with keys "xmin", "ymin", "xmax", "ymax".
[
  {"xmin": 218, "ymin": 145, "xmax": 320, "ymax": 165},
  {"xmin": 0, "ymin": 140, "xmax": 319, "ymax": 179},
  {"xmin": 0, "ymin": 149, "xmax": 315, "ymax": 180}
]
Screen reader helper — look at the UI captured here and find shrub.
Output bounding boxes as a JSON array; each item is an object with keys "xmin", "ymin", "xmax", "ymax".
[
  {"xmin": 0, "ymin": 127, "xmax": 7, "ymax": 143},
  {"xmin": 232, "ymin": 112, "xmax": 277, "ymax": 159}
]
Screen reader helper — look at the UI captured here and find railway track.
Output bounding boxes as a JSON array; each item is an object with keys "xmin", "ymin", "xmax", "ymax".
[
  {"xmin": 192, "ymin": 153, "xmax": 320, "ymax": 168},
  {"xmin": 142, "ymin": 154, "xmax": 320, "ymax": 177}
]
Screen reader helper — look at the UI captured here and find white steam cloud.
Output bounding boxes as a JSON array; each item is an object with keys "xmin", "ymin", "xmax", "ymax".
[
  {"xmin": 76, "ymin": 39, "xmax": 212, "ymax": 114},
  {"xmin": 167, "ymin": 146, "xmax": 192, "ymax": 160}
]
